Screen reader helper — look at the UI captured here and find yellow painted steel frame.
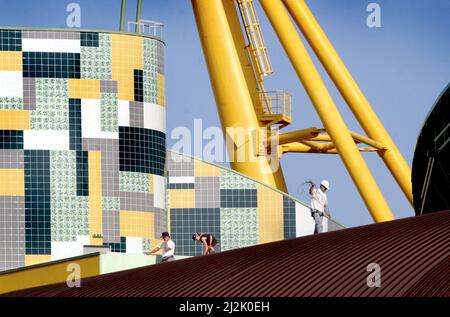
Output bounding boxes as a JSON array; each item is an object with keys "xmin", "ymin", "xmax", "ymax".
[
  {"xmin": 259, "ymin": 0, "xmax": 394, "ymax": 222},
  {"xmin": 283, "ymin": 0, "xmax": 413, "ymax": 205},
  {"xmin": 192, "ymin": 0, "xmax": 287, "ymax": 192}
]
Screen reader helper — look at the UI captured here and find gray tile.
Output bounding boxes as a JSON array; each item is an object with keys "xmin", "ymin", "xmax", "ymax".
[
  {"xmin": 22, "ymin": 30, "xmax": 80, "ymax": 40},
  {"xmin": 102, "ymin": 210, "xmax": 121, "ymax": 243},
  {"xmin": 23, "ymin": 78, "xmax": 36, "ymax": 110},
  {"xmin": 195, "ymin": 177, "xmax": 221, "ymax": 208},
  {"xmin": 120, "ymin": 192, "xmax": 154, "ymax": 212},
  {"xmin": 167, "ymin": 152, "xmax": 194, "ymax": 177},
  {"xmin": 157, "ymin": 41, "xmax": 165, "ymax": 75},
  {"xmin": 0, "ymin": 196, "xmax": 25, "ymax": 271},
  {"xmin": 101, "ymin": 150, "xmax": 119, "ymax": 197},
  {"xmin": 100, "ymin": 80, "xmax": 118, "ymax": 94},
  {"xmin": 153, "ymin": 207, "xmax": 167, "ymax": 239},
  {"xmin": 0, "ymin": 150, "xmax": 24, "ymax": 169},
  {"xmin": 82, "ymin": 138, "xmax": 119, "ymax": 152},
  {"xmin": 129, "ymin": 101, "xmax": 144, "ymax": 128}
]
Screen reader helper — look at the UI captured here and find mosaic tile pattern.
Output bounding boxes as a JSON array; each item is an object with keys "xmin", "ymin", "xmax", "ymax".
[
  {"xmin": 167, "ymin": 151, "xmax": 345, "ymax": 257},
  {"xmin": 100, "ymin": 92, "xmax": 118, "ymax": 132},
  {"xmin": 0, "ymin": 29, "xmax": 166, "ymax": 271},
  {"xmin": 80, "ymin": 34, "xmax": 112, "ymax": 80},
  {"xmin": 32, "ymin": 78, "xmax": 68, "ymax": 130},
  {"xmin": 220, "ymin": 208, "xmax": 258, "ymax": 251}
]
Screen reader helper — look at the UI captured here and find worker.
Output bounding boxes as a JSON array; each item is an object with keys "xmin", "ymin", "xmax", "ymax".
[
  {"xmin": 308, "ymin": 180, "xmax": 331, "ymax": 234},
  {"xmin": 145, "ymin": 232, "xmax": 175, "ymax": 262},
  {"xmin": 192, "ymin": 232, "xmax": 218, "ymax": 255}
]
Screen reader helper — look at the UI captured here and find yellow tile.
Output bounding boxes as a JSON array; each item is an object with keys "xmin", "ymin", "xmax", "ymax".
[
  {"xmin": 149, "ymin": 174, "xmax": 154, "ymax": 193},
  {"xmin": 120, "ymin": 210, "xmax": 154, "ymax": 239},
  {"xmin": 0, "ymin": 51, "xmax": 22, "ymax": 71},
  {"xmin": 25, "ymin": 255, "xmax": 51, "ymax": 267},
  {"xmin": 167, "ymin": 208, "xmax": 171, "ymax": 235},
  {"xmin": 157, "ymin": 73, "xmax": 165, "ymax": 107},
  {"xmin": 111, "ymin": 34, "xmax": 143, "ymax": 101},
  {"xmin": 89, "ymin": 151, "xmax": 103, "ymax": 245},
  {"xmin": 194, "ymin": 160, "xmax": 221, "ymax": 177},
  {"xmin": 0, "ymin": 169, "xmax": 24, "ymax": 196},
  {"xmin": 168, "ymin": 189, "xmax": 195, "ymax": 208},
  {"xmin": 257, "ymin": 184, "xmax": 284, "ymax": 244},
  {"xmin": 68, "ymin": 79, "xmax": 101, "ymax": 99},
  {"xmin": 0, "ymin": 110, "xmax": 30, "ymax": 130}
]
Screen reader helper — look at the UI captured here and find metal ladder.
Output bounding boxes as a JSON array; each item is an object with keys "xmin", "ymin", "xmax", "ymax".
[{"xmin": 237, "ymin": 0, "xmax": 273, "ymax": 83}]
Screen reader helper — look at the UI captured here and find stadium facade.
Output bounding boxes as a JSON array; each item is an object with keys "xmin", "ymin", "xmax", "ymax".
[{"xmin": 0, "ymin": 28, "xmax": 343, "ymax": 272}]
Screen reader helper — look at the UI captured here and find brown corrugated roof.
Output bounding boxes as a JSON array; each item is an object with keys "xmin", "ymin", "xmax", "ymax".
[{"xmin": 4, "ymin": 211, "xmax": 450, "ymax": 297}]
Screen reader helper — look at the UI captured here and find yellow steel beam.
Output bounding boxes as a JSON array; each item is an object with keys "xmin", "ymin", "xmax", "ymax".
[
  {"xmin": 222, "ymin": 0, "xmax": 263, "ymax": 116},
  {"xmin": 300, "ymin": 140, "xmax": 336, "ymax": 151},
  {"xmin": 274, "ymin": 127, "xmax": 320, "ymax": 145},
  {"xmin": 349, "ymin": 131, "xmax": 386, "ymax": 151},
  {"xmin": 282, "ymin": 142, "xmax": 378, "ymax": 154},
  {"xmin": 192, "ymin": 0, "xmax": 287, "ymax": 192},
  {"xmin": 260, "ymin": 0, "xmax": 394, "ymax": 222},
  {"xmin": 283, "ymin": 0, "xmax": 413, "ymax": 205},
  {"xmin": 309, "ymin": 134, "xmax": 332, "ymax": 142}
]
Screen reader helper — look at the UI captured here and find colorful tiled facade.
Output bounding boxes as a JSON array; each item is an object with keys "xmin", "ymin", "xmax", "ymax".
[
  {"xmin": 0, "ymin": 28, "xmax": 166, "ymax": 271},
  {"xmin": 167, "ymin": 151, "xmax": 345, "ymax": 257}
]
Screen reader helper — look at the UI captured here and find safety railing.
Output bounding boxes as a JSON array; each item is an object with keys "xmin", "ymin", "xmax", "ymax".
[
  {"xmin": 258, "ymin": 90, "xmax": 292, "ymax": 118},
  {"xmin": 127, "ymin": 19, "xmax": 164, "ymax": 39}
]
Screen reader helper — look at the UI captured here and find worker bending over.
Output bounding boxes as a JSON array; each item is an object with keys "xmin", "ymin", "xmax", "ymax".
[
  {"xmin": 308, "ymin": 180, "xmax": 331, "ymax": 234},
  {"xmin": 192, "ymin": 232, "xmax": 219, "ymax": 255}
]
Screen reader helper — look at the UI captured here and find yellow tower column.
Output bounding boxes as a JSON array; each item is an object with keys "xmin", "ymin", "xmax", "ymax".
[
  {"xmin": 259, "ymin": 0, "xmax": 394, "ymax": 222},
  {"xmin": 192, "ymin": 0, "xmax": 287, "ymax": 192},
  {"xmin": 283, "ymin": 0, "xmax": 413, "ymax": 205}
]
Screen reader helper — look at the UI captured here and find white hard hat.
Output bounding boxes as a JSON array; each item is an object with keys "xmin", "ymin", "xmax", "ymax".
[{"xmin": 320, "ymin": 180, "xmax": 330, "ymax": 189}]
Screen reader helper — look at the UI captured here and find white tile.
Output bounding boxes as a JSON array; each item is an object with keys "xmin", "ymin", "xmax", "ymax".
[
  {"xmin": 81, "ymin": 99, "xmax": 119, "ymax": 139},
  {"xmin": 126, "ymin": 237, "xmax": 143, "ymax": 254},
  {"xmin": 153, "ymin": 175, "xmax": 166, "ymax": 209},
  {"xmin": 24, "ymin": 130, "xmax": 70, "ymax": 150},
  {"xmin": 118, "ymin": 100, "xmax": 130, "ymax": 126},
  {"xmin": 0, "ymin": 71, "xmax": 23, "ymax": 98},
  {"xmin": 76, "ymin": 235, "xmax": 90, "ymax": 245},
  {"xmin": 51, "ymin": 241, "xmax": 84, "ymax": 261},
  {"xmin": 22, "ymin": 38, "xmax": 81, "ymax": 53},
  {"xmin": 143, "ymin": 102, "xmax": 165, "ymax": 133},
  {"xmin": 295, "ymin": 202, "xmax": 315, "ymax": 237},
  {"xmin": 169, "ymin": 176, "xmax": 195, "ymax": 184}
]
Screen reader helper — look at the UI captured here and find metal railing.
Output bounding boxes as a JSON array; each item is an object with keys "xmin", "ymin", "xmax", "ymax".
[
  {"xmin": 258, "ymin": 90, "xmax": 292, "ymax": 118},
  {"xmin": 127, "ymin": 19, "xmax": 164, "ymax": 39}
]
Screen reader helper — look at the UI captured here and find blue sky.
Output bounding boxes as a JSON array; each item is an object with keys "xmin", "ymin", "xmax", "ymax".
[{"xmin": 1, "ymin": 0, "xmax": 449, "ymax": 227}]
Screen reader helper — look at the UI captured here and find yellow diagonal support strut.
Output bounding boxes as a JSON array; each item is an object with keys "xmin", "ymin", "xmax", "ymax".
[
  {"xmin": 192, "ymin": 0, "xmax": 287, "ymax": 192},
  {"xmin": 260, "ymin": 0, "xmax": 394, "ymax": 222},
  {"xmin": 283, "ymin": 0, "xmax": 413, "ymax": 205}
]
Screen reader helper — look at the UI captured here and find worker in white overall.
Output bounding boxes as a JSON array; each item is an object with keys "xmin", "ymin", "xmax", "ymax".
[{"xmin": 308, "ymin": 180, "xmax": 331, "ymax": 234}]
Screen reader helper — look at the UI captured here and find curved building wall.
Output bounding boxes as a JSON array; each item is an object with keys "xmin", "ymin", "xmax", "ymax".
[
  {"xmin": 0, "ymin": 28, "xmax": 166, "ymax": 271},
  {"xmin": 167, "ymin": 151, "xmax": 345, "ymax": 256},
  {"xmin": 412, "ymin": 83, "xmax": 450, "ymax": 215}
]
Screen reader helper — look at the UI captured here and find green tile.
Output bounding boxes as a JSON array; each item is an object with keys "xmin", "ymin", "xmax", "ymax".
[
  {"xmin": 220, "ymin": 207, "xmax": 258, "ymax": 251},
  {"xmin": 81, "ymin": 34, "xmax": 112, "ymax": 80},
  {"xmin": 219, "ymin": 170, "xmax": 257, "ymax": 190},
  {"xmin": 101, "ymin": 92, "xmax": 118, "ymax": 132},
  {"xmin": 120, "ymin": 171, "xmax": 150, "ymax": 193},
  {"xmin": 50, "ymin": 150, "xmax": 89, "ymax": 242},
  {"xmin": 0, "ymin": 97, "xmax": 23, "ymax": 110},
  {"xmin": 32, "ymin": 79, "xmax": 68, "ymax": 130}
]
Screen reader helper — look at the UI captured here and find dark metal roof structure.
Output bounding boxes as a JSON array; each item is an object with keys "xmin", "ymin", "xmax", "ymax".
[
  {"xmin": 4, "ymin": 211, "xmax": 450, "ymax": 297},
  {"xmin": 412, "ymin": 83, "xmax": 450, "ymax": 215}
]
